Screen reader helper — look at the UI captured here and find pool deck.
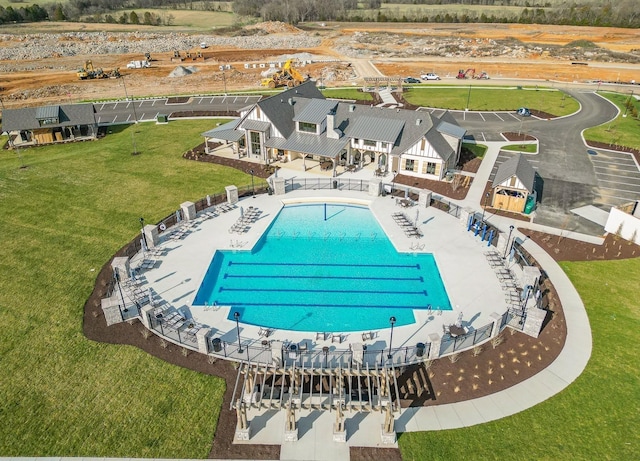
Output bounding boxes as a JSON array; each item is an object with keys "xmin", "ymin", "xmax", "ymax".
[
  {"xmin": 136, "ymin": 188, "xmax": 511, "ymax": 357},
  {"xmin": 129, "ymin": 160, "xmax": 591, "ymax": 460}
]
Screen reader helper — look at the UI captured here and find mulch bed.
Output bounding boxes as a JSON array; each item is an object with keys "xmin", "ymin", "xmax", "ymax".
[
  {"xmin": 394, "ymin": 173, "xmax": 471, "ymax": 201},
  {"xmin": 502, "ymin": 132, "xmax": 537, "ymax": 142}
]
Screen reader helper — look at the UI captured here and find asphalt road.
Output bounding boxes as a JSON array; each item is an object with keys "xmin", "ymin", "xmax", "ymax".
[
  {"xmin": 451, "ymin": 89, "xmax": 638, "ymax": 234},
  {"xmin": 93, "ymin": 94, "xmax": 262, "ymax": 125}
]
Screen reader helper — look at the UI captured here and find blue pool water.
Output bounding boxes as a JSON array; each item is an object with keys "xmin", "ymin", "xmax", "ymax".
[{"xmin": 193, "ymin": 204, "xmax": 451, "ymax": 331}]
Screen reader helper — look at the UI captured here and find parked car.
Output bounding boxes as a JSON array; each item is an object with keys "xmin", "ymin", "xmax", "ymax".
[
  {"xmin": 420, "ymin": 73, "xmax": 440, "ymax": 80},
  {"xmin": 403, "ymin": 77, "xmax": 421, "ymax": 84},
  {"xmin": 516, "ymin": 107, "xmax": 531, "ymax": 117}
]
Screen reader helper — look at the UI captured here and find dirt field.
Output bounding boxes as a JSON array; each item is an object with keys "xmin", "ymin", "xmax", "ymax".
[{"xmin": 1, "ymin": 22, "xmax": 639, "ymax": 109}]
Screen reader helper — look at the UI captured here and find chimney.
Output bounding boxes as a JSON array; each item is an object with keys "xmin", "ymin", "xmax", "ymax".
[{"xmin": 327, "ymin": 113, "xmax": 339, "ymax": 139}]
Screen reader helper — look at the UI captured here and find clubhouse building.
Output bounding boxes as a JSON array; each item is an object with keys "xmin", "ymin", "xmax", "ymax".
[{"xmin": 203, "ymin": 82, "xmax": 466, "ymax": 181}]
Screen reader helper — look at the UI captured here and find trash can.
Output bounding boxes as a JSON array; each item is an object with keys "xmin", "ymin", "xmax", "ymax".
[
  {"xmin": 212, "ymin": 338, "xmax": 222, "ymax": 352},
  {"xmin": 333, "ymin": 180, "xmax": 338, "ymax": 189},
  {"xmin": 416, "ymin": 342, "xmax": 425, "ymax": 358}
]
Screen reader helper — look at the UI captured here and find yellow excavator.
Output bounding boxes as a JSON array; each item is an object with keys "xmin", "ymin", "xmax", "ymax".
[
  {"xmin": 76, "ymin": 60, "xmax": 121, "ymax": 80},
  {"xmin": 261, "ymin": 59, "xmax": 309, "ymax": 88}
]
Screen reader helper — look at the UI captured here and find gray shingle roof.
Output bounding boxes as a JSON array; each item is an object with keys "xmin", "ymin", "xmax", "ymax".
[
  {"xmin": 2, "ymin": 104, "xmax": 96, "ymax": 132},
  {"xmin": 493, "ymin": 154, "xmax": 536, "ymax": 192},
  {"xmin": 293, "ymin": 99, "xmax": 338, "ymax": 124},
  {"xmin": 348, "ymin": 115, "xmax": 405, "ymax": 143},
  {"xmin": 256, "ymin": 81, "xmax": 325, "ymax": 138}
]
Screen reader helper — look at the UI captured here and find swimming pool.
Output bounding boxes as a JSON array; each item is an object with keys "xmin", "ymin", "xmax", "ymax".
[{"xmin": 193, "ymin": 203, "xmax": 451, "ymax": 331}]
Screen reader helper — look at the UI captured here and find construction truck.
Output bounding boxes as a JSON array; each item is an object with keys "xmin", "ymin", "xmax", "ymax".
[
  {"xmin": 474, "ymin": 71, "xmax": 490, "ymax": 80},
  {"xmin": 456, "ymin": 68, "xmax": 475, "ymax": 79},
  {"xmin": 126, "ymin": 60, "xmax": 150, "ymax": 69},
  {"xmin": 76, "ymin": 60, "xmax": 120, "ymax": 80},
  {"xmin": 261, "ymin": 59, "xmax": 309, "ymax": 89}
]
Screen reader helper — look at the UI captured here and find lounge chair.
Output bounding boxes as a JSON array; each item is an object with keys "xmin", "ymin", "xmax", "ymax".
[
  {"xmin": 316, "ymin": 332, "xmax": 327, "ymax": 341},
  {"xmin": 258, "ymin": 327, "xmax": 272, "ymax": 338},
  {"xmin": 361, "ymin": 331, "xmax": 374, "ymax": 341},
  {"xmin": 331, "ymin": 333, "xmax": 343, "ymax": 344}
]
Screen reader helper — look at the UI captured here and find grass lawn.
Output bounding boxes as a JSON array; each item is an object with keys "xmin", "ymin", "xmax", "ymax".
[
  {"xmin": 462, "ymin": 142, "xmax": 488, "ymax": 159},
  {"xmin": 584, "ymin": 92, "xmax": 640, "ymax": 150},
  {"xmin": 403, "ymin": 87, "xmax": 579, "ymax": 116},
  {"xmin": 321, "ymin": 88, "xmax": 374, "ymax": 102},
  {"xmin": 0, "ymin": 119, "xmax": 251, "ymax": 457},
  {"xmin": 399, "ymin": 257, "xmax": 640, "ymax": 460},
  {"xmin": 502, "ymin": 143, "xmax": 538, "ymax": 153}
]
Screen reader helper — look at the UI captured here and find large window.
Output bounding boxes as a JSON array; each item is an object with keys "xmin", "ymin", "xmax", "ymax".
[
  {"xmin": 250, "ymin": 131, "xmax": 261, "ymax": 156},
  {"xmin": 404, "ymin": 159, "xmax": 415, "ymax": 171},
  {"xmin": 298, "ymin": 121, "xmax": 317, "ymax": 133},
  {"xmin": 363, "ymin": 139, "xmax": 376, "ymax": 147},
  {"xmin": 426, "ymin": 162, "xmax": 437, "ymax": 174}
]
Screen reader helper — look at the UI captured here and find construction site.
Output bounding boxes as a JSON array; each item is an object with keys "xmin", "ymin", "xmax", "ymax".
[{"xmin": 0, "ymin": 21, "xmax": 639, "ymax": 107}]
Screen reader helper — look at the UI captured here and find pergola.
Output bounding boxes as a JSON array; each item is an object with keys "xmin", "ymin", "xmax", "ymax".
[{"xmin": 231, "ymin": 348, "xmax": 401, "ymax": 444}]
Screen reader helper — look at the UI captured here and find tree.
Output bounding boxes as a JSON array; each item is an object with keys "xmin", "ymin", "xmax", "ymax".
[{"xmin": 129, "ymin": 10, "xmax": 139, "ymax": 24}]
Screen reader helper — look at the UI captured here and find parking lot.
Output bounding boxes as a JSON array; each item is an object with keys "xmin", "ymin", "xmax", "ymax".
[{"xmin": 588, "ymin": 149, "xmax": 640, "ymax": 206}]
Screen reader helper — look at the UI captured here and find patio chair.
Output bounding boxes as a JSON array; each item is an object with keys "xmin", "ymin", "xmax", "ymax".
[
  {"xmin": 361, "ymin": 331, "xmax": 374, "ymax": 341},
  {"xmin": 331, "ymin": 333, "xmax": 343, "ymax": 344},
  {"xmin": 315, "ymin": 332, "xmax": 327, "ymax": 341},
  {"xmin": 258, "ymin": 327, "xmax": 272, "ymax": 338}
]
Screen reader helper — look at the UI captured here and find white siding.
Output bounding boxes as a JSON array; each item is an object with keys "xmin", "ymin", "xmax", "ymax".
[
  {"xmin": 498, "ymin": 175, "xmax": 526, "ymax": 191},
  {"xmin": 245, "ymin": 107, "xmax": 282, "ymax": 138}
]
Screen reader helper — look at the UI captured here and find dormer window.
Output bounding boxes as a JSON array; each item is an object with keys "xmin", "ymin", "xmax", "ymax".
[
  {"xmin": 363, "ymin": 139, "xmax": 376, "ymax": 147},
  {"xmin": 298, "ymin": 121, "xmax": 317, "ymax": 133}
]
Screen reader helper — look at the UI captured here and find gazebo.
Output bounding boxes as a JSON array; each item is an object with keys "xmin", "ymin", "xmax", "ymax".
[{"xmin": 491, "ymin": 154, "xmax": 536, "ymax": 213}]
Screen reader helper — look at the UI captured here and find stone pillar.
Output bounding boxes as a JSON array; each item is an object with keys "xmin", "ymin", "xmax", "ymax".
[
  {"xmin": 140, "ymin": 304, "xmax": 153, "ymax": 329},
  {"xmin": 101, "ymin": 296, "xmax": 124, "ymax": 326},
  {"xmin": 180, "ymin": 201, "xmax": 196, "ymax": 221},
  {"xmin": 460, "ymin": 207, "xmax": 474, "ymax": 228},
  {"xmin": 143, "ymin": 224, "xmax": 159, "ymax": 248},
  {"xmin": 272, "ymin": 177, "xmax": 286, "ymax": 195},
  {"xmin": 111, "ymin": 256, "xmax": 130, "ymax": 281},
  {"xmin": 490, "ymin": 312, "xmax": 503, "ymax": 338},
  {"xmin": 271, "ymin": 341, "xmax": 283, "ymax": 367},
  {"xmin": 368, "ymin": 179, "xmax": 382, "ymax": 196},
  {"xmin": 196, "ymin": 328, "xmax": 211, "ymax": 354},
  {"xmin": 427, "ymin": 332, "xmax": 441, "ymax": 360},
  {"xmin": 522, "ymin": 307, "xmax": 546, "ymax": 338},
  {"xmin": 418, "ymin": 190, "xmax": 432, "ymax": 208},
  {"xmin": 225, "ymin": 185, "xmax": 239, "ymax": 204}
]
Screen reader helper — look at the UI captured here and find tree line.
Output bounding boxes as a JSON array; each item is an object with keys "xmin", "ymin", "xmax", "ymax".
[{"xmin": 1, "ymin": 0, "xmax": 638, "ymax": 29}]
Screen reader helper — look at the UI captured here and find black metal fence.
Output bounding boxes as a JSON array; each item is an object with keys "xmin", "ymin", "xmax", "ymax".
[
  {"xmin": 284, "ymin": 177, "xmax": 370, "ymax": 193},
  {"xmin": 439, "ymin": 322, "xmax": 493, "ymax": 356}
]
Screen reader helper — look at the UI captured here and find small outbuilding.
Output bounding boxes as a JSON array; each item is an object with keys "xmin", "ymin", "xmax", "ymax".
[
  {"xmin": 491, "ymin": 154, "xmax": 537, "ymax": 213},
  {"xmin": 1, "ymin": 103, "xmax": 98, "ymax": 146}
]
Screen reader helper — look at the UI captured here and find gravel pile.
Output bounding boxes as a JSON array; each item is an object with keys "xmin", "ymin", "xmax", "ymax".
[
  {"xmin": 0, "ymin": 31, "xmax": 321, "ymax": 61},
  {"xmin": 169, "ymin": 65, "xmax": 198, "ymax": 77},
  {"xmin": 335, "ymin": 31, "xmax": 640, "ymax": 63}
]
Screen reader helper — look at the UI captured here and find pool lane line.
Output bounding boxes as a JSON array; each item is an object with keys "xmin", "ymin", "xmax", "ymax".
[
  {"xmin": 211, "ymin": 300, "xmax": 444, "ymax": 310},
  {"xmin": 228, "ymin": 261, "xmax": 420, "ymax": 269},
  {"xmin": 219, "ymin": 287, "xmax": 428, "ymax": 296},
  {"xmin": 223, "ymin": 274, "xmax": 425, "ymax": 282}
]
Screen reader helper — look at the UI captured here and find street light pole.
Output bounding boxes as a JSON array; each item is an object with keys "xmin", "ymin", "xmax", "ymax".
[
  {"xmin": 480, "ymin": 192, "xmax": 490, "ymax": 224},
  {"xmin": 391, "ymin": 170, "xmax": 397, "ymax": 196},
  {"xmin": 387, "ymin": 316, "xmax": 397, "ymax": 361},
  {"xmin": 249, "ymin": 169, "xmax": 255, "ymax": 198},
  {"xmin": 139, "ymin": 217, "xmax": 148, "ymax": 250},
  {"xmin": 465, "ymin": 84, "xmax": 472, "ymax": 111},
  {"xmin": 121, "ymin": 76, "xmax": 139, "ymax": 155},
  {"xmin": 234, "ymin": 311, "xmax": 243, "ymax": 353},
  {"xmin": 504, "ymin": 224, "xmax": 515, "ymax": 259}
]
